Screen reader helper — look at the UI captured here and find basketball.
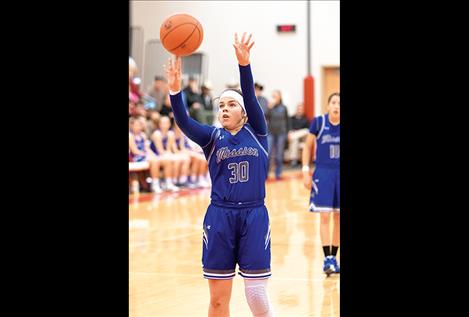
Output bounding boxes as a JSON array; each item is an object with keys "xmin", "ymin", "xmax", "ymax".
[{"xmin": 160, "ymin": 13, "xmax": 204, "ymax": 57}]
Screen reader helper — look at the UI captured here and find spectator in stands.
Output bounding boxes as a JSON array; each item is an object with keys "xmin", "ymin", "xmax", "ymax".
[
  {"xmin": 135, "ymin": 100, "xmax": 146, "ymax": 118},
  {"xmin": 265, "ymin": 89, "xmax": 289, "ymax": 179},
  {"xmin": 255, "ymin": 82, "xmax": 269, "ymax": 114},
  {"xmin": 183, "ymin": 76, "xmax": 204, "ymax": 122},
  {"xmin": 159, "ymin": 94, "xmax": 175, "ymax": 127},
  {"xmin": 200, "ymin": 80, "xmax": 214, "ymax": 124},
  {"xmin": 146, "ymin": 76, "xmax": 168, "ymax": 112},
  {"xmin": 288, "ymin": 102, "xmax": 311, "ymax": 167}
]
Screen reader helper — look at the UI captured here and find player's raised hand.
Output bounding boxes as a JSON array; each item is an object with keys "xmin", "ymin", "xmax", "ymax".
[
  {"xmin": 233, "ymin": 32, "xmax": 254, "ymax": 66},
  {"xmin": 164, "ymin": 55, "xmax": 182, "ymax": 92}
]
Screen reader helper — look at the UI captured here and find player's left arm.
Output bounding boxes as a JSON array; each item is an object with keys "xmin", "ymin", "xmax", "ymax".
[{"xmin": 233, "ymin": 32, "xmax": 267, "ymax": 136}]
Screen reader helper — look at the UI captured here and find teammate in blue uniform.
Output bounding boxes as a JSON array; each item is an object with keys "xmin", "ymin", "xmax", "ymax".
[
  {"xmin": 150, "ymin": 116, "xmax": 181, "ymax": 192},
  {"xmin": 302, "ymin": 92, "xmax": 340, "ymax": 276},
  {"xmin": 129, "ymin": 116, "xmax": 162, "ymax": 193},
  {"xmin": 165, "ymin": 33, "xmax": 274, "ymax": 317},
  {"xmin": 173, "ymin": 122, "xmax": 210, "ymax": 188}
]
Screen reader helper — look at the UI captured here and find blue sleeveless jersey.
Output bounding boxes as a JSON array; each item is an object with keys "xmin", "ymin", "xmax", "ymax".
[
  {"xmin": 309, "ymin": 114, "xmax": 340, "ymax": 169},
  {"xmin": 203, "ymin": 124, "xmax": 268, "ymax": 208},
  {"xmin": 150, "ymin": 130, "xmax": 170, "ymax": 155},
  {"xmin": 130, "ymin": 132, "xmax": 146, "ymax": 162}
]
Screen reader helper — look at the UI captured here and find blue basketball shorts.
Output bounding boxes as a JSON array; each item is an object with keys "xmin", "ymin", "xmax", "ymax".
[
  {"xmin": 309, "ymin": 167, "xmax": 340, "ymax": 212},
  {"xmin": 202, "ymin": 204, "xmax": 271, "ymax": 280}
]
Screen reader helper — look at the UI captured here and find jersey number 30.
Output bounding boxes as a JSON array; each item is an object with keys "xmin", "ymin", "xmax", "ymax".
[{"xmin": 228, "ymin": 161, "xmax": 249, "ymax": 183}]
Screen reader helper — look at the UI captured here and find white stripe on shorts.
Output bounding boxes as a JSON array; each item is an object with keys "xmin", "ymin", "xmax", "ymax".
[{"xmin": 309, "ymin": 201, "xmax": 335, "ymax": 212}]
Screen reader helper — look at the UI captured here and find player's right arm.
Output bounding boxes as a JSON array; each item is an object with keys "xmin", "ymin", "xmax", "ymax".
[
  {"xmin": 302, "ymin": 134, "xmax": 316, "ymax": 190},
  {"xmin": 302, "ymin": 116, "xmax": 320, "ymax": 190},
  {"xmin": 165, "ymin": 56, "xmax": 215, "ymax": 148}
]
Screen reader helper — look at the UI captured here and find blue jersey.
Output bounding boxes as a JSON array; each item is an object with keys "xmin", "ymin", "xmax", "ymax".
[
  {"xmin": 170, "ymin": 64, "xmax": 269, "ymax": 208},
  {"xmin": 150, "ymin": 130, "xmax": 171, "ymax": 155},
  {"xmin": 204, "ymin": 124, "xmax": 268, "ymax": 207},
  {"xmin": 130, "ymin": 132, "xmax": 146, "ymax": 162},
  {"xmin": 175, "ymin": 134, "xmax": 190, "ymax": 150},
  {"xmin": 309, "ymin": 114, "xmax": 340, "ymax": 168}
]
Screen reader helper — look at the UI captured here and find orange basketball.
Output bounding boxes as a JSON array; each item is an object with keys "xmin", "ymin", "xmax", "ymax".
[{"xmin": 160, "ymin": 13, "xmax": 204, "ymax": 57}]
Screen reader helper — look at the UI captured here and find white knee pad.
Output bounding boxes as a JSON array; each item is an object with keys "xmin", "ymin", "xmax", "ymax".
[{"xmin": 244, "ymin": 279, "xmax": 274, "ymax": 317}]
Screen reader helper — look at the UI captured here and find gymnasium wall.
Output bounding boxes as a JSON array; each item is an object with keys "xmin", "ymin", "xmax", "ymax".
[{"xmin": 131, "ymin": 0, "xmax": 339, "ymax": 115}]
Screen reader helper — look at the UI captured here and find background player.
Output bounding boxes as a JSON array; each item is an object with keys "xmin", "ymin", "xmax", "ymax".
[
  {"xmin": 301, "ymin": 92, "xmax": 340, "ymax": 276},
  {"xmin": 129, "ymin": 116, "xmax": 162, "ymax": 193}
]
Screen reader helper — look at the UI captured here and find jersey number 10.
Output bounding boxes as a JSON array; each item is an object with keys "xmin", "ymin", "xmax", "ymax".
[{"xmin": 329, "ymin": 145, "xmax": 340, "ymax": 159}]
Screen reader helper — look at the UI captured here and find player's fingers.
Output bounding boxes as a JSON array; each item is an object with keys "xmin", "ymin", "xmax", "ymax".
[
  {"xmin": 176, "ymin": 56, "xmax": 181, "ymax": 71},
  {"xmin": 245, "ymin": 33, "xmax": 252, "ymax": 45},
  {"xmin": 241, "ymin": 32, "xmax": 246, "ymax": 44}
]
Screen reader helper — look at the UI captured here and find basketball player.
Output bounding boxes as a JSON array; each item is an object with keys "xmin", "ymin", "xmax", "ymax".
[
  {"xmin": 173, "ymin": 122, "xmax": 210, "ymax": 188},
  {"xmin": 149, "ymin": 116, "xmax": 180, "ymax": 192},
  {"xmin": 129, "ymin": 116, "xmax": 162, "ymax": 193},
  {"xmin": 165, "ymin": 33, "xmax": 274, "ymax": 317},
  {"xmin": 302, "ymin": 93, "xmax": 340, "ymax": 276}
]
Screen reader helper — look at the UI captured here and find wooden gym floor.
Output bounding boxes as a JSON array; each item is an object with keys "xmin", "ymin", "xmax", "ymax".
[{"xmin": 130, "ymin": 170, "xmax": 339, "ymax": 316}]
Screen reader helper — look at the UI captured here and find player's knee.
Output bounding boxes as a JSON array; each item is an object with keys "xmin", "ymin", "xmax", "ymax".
[
  {"xmin": 209, "ymin": 295, "xmax": 229, "ymax": 310},
  {"xmin": 320, "ymin": 213, "xmax": 330, "ymax": 224},
  {"xmin": 245, "ymin": 280, "xmax": 272, "ymax": 316}
]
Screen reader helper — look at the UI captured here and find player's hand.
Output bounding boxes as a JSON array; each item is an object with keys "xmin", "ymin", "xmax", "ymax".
[
  {"xmin": 303, "ymin": 173, "xmax": 312, "ymax": 190},
  {"xmin": 233, "ymin": 32, "xmax": 254, "ymax": 66},
  {"xmin": 164, "ymin": 56, "xmax": 182, "ymax": 92}
]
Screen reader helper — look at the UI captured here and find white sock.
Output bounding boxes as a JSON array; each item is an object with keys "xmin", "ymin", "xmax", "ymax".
[{"xmin": 179, "ymin": 175, "xmax": 187, "ymax": 183}]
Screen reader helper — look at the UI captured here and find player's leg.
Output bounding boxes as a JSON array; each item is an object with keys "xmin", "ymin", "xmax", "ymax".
[
  {"xmin": 244, "ymin": 278, "xmax": 274, "ymax": 317},
  {"xmin": 162, "ymin": 154, "xmax": 179, "ymax": 191},
  {"xmin": 171, "ymin": 153, "xmax": 182, "ymax": 184},
  {"xmin": 188, "ymin": 153, "xmax": 200, "ymax": 188},
  {"xmin": 331, "ymin": 212, "xmax": 340, "ymax": 273},
  {"xmin": 275, "ymin": 133, "xmax": 287, "ymax": 179},
  {"xmin": 177, "ymin": 152, "xmax": 191, "ymax": 185},
  {"xmin": 309, "ymin": 168, "xmax": 335, "ymax": 274},
  {"xmin": 208, "ymin": 279, "xmax": 233, "ymax": 317},
  {"xmin": 331, "ymin": 169, "xmax": 340, "ymax": 272},
  {"xmin": 148, "ymin": 155, "xmax": 162, "ymax": 193},
  {"xmin": 238, "ymin": 206, "xmax": 273, "ymax": 316},
  {"xmin": 197, "ymin": 156, "xmax": 210, "ymax": 188},
  {"xmin": 203, "ymin": 205, "xmax": 237, "ymax": 316}
]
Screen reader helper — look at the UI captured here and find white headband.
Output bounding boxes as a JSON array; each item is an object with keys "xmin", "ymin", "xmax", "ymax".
[{"xmin": 219, "ymin": 90, "xmax": 245, "ymax": 113}]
